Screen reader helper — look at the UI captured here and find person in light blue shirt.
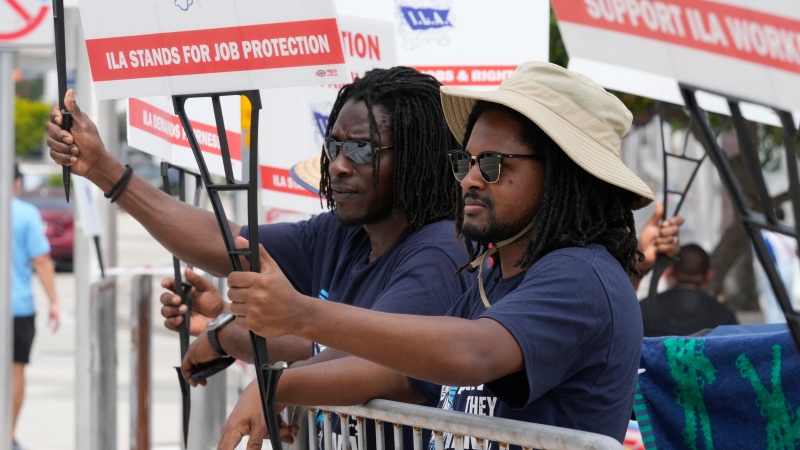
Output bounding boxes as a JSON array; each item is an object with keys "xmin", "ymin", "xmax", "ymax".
[{"xmin": 11, "ymin": 163, "xmax": 60, "ymax": 450}]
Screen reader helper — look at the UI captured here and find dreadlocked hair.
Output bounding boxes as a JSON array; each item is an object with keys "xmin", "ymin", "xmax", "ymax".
[
  {"xmin": 318, "ymin": 66, "xmax": 460, "ymax": 230},
  {"xmin": 454, "ymin": 101, "xmax": 643, "ymax": 276}
]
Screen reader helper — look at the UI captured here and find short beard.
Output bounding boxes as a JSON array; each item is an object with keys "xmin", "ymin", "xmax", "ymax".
[{"xmin": 460, "ymin": 193, "xmax": 534, "ymax": 245}]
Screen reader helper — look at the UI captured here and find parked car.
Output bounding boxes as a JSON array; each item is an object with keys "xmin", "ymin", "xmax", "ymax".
[{"xmin": 20, "ymin": 189, "xmax": 74, "ymax": 271}]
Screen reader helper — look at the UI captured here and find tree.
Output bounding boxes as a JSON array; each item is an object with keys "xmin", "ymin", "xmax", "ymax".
[
  {"xmin": 15, "ymin": 96, "xmax": 51, "ymax": 157},
  {"xmin": 549, "ymin": 9, "xmax": 568, "ymax": 68}
]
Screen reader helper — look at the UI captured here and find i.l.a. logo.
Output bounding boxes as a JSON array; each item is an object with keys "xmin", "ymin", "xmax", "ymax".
[
  {"xmin": 396, "ymin": 1, "xmax": 454, "ymax": 50},
  {"xmin": 174, "ymin": 0, "xmax": 193, "ymax": 11},
  {"xmin": 400, "ymin": 6, "xmax": 453, "ymax": 30}
]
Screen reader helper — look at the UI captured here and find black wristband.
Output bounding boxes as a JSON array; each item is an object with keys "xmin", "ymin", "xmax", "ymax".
[
  {"xmin": 104, "ymin": 164, "xmax": 133, "ymax": 201},
  {"xmin": 208, "ymin": 326, "xmax": 229, "ymax": 357},
  {"xmin": 109, "ymin": 165, "xmax": 134, "ymax": 203}
]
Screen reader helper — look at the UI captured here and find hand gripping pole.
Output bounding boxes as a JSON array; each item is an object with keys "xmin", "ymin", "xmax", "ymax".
[
  {"xmin": 52, "ymin": 0, "xmax": 72, "ymax": 201},
  {"xmin": 644, "ymin": 103, "xmax": 728, "ymax": 307},
  {"xmin": 171, "ymin": 91, "xmax": 285, "ymax": 450},
  {"xmin": 679, "ymin": 83, "xmax": 800, "ymax": 355},
  {"xmin": 160, "ymin": 163, "xmax": 203, "ymax": 448}
]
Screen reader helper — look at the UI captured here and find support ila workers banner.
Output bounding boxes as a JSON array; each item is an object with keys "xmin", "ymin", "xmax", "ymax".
[{"xmin": 552, "ymin": 0, "xmax": 800, "ymax": 112}]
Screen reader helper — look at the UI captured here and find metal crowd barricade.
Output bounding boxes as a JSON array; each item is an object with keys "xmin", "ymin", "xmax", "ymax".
[
  {"xmin": 127, "ymin": 273, "xmax": 619, "ymax": 450},
  {"xmin": 129, "ymin": 272, "xmax": 229, "ymax": 450},
  {"xmin": 126, "ymin": 271, "xmax": 622, "ymax": 450},
  {"xmin": 308, "ymin": 400, "xmax": 623, "ymax": 450}
]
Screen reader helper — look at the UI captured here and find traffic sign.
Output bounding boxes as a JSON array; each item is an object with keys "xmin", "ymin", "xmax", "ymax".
[{"xmin": 0, "ymin": 0, "xmax": 54, "ymax": 47}]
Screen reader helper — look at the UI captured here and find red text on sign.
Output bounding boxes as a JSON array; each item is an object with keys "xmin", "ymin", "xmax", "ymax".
[
  {"xmin": 414, "ymin": 66, "xmax": 518, "ymax": 86},
  {"xmin": 261, "ymin": 166, "xmax": 319, "ymax": 198},
  {"xmin": 87, "ymin": 19, "xmax": 344, "ymax": 81},
  {"xmin": 128, "ymin": 98, "xmax": 241, "ymax": 160},
  {"xmin": 340, "ymin": 31, "xmax": 381, "ymax": 61},
  {"xmin": 554, "ymin": 0, "xmax": 800, "ymax": 74}
]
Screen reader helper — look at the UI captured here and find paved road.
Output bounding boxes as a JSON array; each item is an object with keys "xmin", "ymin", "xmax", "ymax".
[{"xmin": 15, "ymin": 211, "xmax": 257, "ymax": 450}]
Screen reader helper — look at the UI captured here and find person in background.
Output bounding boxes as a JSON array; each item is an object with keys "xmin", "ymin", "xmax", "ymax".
[
  {"xmin": 10, "ymin": 162, "xmax": 61, "ymax": 450},
  {"xmin": 640, "ymin": 243, "xmax": 737, "ymax": 337},
  {"xmin": 631, "ymin": 201, "xmax": 683, "ymax": 291}
]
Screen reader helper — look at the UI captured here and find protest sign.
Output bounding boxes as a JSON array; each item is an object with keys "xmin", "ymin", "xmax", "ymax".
[
  {"xmin": 127, "ymin": 96, "xmax": 242, "ymax": 178},
  {"xmin": 258, "ymin": 15, "xmax": 397, "ymax": 216},
  {"xmin": 77, "ymin": 0, "xmax": 349, "ymax": 99},
  {"xmin": 553, "ymin": 0, "xmax": 800, "ymax": 115},
  {"xmin": 335, "ymin": 0, "xmax": 550, "ymax": 87}
]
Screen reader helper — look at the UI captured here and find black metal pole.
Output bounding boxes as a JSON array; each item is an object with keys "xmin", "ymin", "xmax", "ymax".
[
  {"xmin": 171, "ymin": 92, "xmax": 284, "ymax": 450},
  {"xmin": 161, "ymin": 162, "xmax": 194, "ymax": 448},
  {"xmin": 680, "ymin": 84, "xmax": 800, "ymax": 355},
  {"xmin": 52, "ymin": 0, "xmax": 71, "ymax": 201},
  {"xmin": 645, "ymin": 104, "xmax": 705, "ymax": 306}
]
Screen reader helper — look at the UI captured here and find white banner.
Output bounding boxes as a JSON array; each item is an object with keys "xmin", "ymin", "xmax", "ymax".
[
  {"xmin": 77, "ymin": 0, "xmax": 349, "ymax": 99},
  {"xmin": 127, "ymin": 96, "xmax": 242, "ymax": 179},
  {"xmin": 553, "ymin": 0, "xmax": 800, "ymax": 113},
  {"xmin": 335, "ymin": 0, "xmax": 550, "ymax": 87}
]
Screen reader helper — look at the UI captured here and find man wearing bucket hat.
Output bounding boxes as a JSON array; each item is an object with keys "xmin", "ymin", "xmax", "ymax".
[{"xmin": 216, "ymin": 61, "xmax": 655, "ymax": 447}]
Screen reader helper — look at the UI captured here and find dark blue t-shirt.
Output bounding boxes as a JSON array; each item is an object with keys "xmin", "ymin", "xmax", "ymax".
[
  {"xmin": 411, "ymin": 243, "xmax": 642, "ymax": 447},
  {"xmin": 242, "ymin": 213, "xmax": 472, "ymax": 317},
  {"xmin": 241, "ymin": 212, "xmax": 474, "ymax": 450}
]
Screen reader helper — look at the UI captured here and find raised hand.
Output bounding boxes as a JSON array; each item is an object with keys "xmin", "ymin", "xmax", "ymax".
[
  {"xmin": 45, "ymin": 89, "xmax": 109, "ymax": 178},
  {"xmin": 161, "ymin": 268, "xmax": 228, "ymax": 335},
  {"xmin": 638, "ymin": 201, "xmax": 684, "ymax": 273}
]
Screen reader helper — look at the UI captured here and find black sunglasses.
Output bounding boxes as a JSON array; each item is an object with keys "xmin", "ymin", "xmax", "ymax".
[
  {"xmin": 324, "ymin": 138, "xmax": 393, "ymax": 165},
  {"xmin": 448, "ymin": 150, "xmax": 542, "ymax": 183}
]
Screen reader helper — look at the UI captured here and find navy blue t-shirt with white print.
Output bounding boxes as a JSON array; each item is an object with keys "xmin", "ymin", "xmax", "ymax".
[
  {"xmin": 410, "ymin": 243, "xmax": 642, "ymax": 448},
  {"xmin": 241, "ymin": 212, "xmax": 473, "ymax": 450}
]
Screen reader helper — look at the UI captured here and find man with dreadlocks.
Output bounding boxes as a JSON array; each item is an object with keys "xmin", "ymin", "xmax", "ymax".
[
  {"xmin": 44, "ymin": 67, "xmax": 472, "ymax": 449},
  {"xmin": 157, "ymin": 67, "xmax": 472, "ymax": 368},
  {"xmin": 215, "ymin": 61, "xmax": 655, "ymax": 448}
]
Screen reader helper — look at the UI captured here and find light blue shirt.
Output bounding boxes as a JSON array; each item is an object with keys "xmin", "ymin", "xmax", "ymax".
[{"xmin": 12, "ymin": 197, "xmax": 50, "ymax": 317}]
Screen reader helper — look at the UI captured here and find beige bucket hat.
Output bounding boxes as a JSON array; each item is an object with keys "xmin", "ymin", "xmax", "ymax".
[
  {"xmin": 289, "ymin": 155, "xmax": 323, "ymax": 195},
  {"xmin": 440, "ymin": 61, "xmax": 654, "ymax": 210}
]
